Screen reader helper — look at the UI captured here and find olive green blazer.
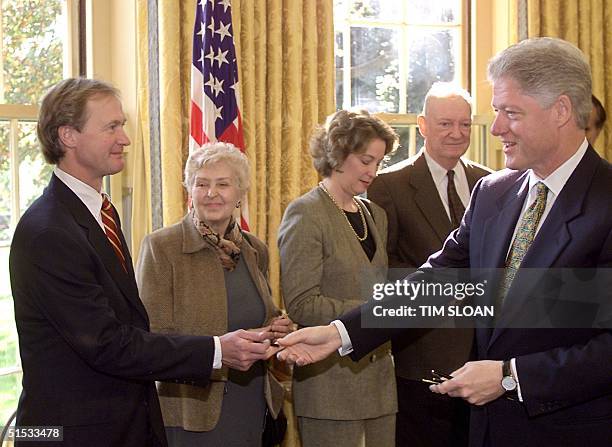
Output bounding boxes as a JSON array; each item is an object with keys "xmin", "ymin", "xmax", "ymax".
[
  {"xmin": 278, "ymin": 187, "xmax": 397, "ymax": 420},
  {"xmin": 136, "ymin": 214, "xmax": 284, "ymax": 432}
]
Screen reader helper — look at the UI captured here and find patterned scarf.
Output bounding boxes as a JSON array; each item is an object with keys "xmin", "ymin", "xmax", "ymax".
[{"xmin": 191, "ymin": 209, "xmax": 243, "ymax": 271}]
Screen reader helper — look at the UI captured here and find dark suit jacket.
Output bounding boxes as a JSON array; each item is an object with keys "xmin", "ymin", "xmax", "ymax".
[
  {"xmin": 9, "ymin": 174, "xmax": 215, "ymax": 447},
  {"xmin": 368, "ymin": 151, "xmax": 492, "ymax": 269},
  {"xmin": 342, "ymin": 147, "xmax": 612, "ymax": 446},
  {"xmin": 368, "ymin": 151, "xmax": 491, "ymax": 378}
]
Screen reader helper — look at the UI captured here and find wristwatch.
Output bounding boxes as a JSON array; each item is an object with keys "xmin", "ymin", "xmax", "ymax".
[{"xmin": 501, "ymin": 360, "xmax": 517, "ymax": 392}]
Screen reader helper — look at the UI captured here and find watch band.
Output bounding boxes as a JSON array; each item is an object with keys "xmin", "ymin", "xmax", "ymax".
[
  {"xmin": 502, "ymin": 360, "xmax": 513, "ymax": 379},
  {"xmin": 501, "ymin": 360, "xmax": 518, "ymax": 394}
]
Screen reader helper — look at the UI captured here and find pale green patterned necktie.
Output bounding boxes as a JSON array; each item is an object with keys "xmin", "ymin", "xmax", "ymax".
[{"xmin": 499, "ymin": 182, "xmax": 549, "ymax": 302}]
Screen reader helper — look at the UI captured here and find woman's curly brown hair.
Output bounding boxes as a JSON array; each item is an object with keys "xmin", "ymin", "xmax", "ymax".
[{"xmin": 310, "ymin": 109, "xmax": 398, "ymax": 177}]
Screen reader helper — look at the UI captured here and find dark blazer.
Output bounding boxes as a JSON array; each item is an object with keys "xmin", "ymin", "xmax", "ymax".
[
  {"xmin": 342, "ymin": 147, "xmax": 612, "ymax": 447},
  {"xmin": 368, "ymin": 151, "xmax": 492, "ymax": 378},
  {"xmin": 368, "ymin": 151, "xmax": 492, "ymax": 269},
  {"xmin": 9, "ymin": 174, "xmax": 214, "ymax": 447}
]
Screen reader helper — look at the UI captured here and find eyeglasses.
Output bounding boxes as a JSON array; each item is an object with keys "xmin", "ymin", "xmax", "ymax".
[{"xmin": 420, "ymin": 369, "xmax": 452, "ymax": 385}]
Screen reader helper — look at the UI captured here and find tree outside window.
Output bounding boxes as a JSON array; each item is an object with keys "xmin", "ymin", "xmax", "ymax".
[{"xmin": 334, "ymin": 0, "xmax": 466, "ymax": 168}]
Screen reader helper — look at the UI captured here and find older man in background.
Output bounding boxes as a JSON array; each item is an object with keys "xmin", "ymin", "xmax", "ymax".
[{"xmin": 368, "ymin": 83, "xmax": 491, "ymax": 447}]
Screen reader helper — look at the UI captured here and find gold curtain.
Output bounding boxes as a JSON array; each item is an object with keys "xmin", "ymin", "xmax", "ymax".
[
  {"xmin": 130, "ymin": 0, "xmax": 152, "ymax": 261},
  {"xmin": 133, "ymin": 0, "xmax": 334, "ymax": 292},
  {"xmin": 527, "ymin": 0, "xmax": 612, "ymax": 160},
  {"xmin": 232, "ymin": 0, "xmax": 335, "ymax": 306},
  {"xmin": 157, "ymin": 0, "xmax": 194, "ymax": 227}
]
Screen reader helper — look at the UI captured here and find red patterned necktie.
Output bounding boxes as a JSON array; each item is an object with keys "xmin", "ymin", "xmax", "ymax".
[{"xmin": 101, "ymin": 194, "xmax": 127, "ymax": 272}]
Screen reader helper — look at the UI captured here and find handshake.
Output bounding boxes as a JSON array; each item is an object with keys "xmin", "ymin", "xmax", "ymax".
[
  {"xmin": 222, "ymin": 318, "xmax": 342, "ymax": 371},
  {"xmin": 220, "ymin": 314, "xmax": 294, "ymax": 371}
]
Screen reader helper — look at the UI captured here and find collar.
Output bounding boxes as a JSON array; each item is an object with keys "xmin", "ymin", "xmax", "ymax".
[
  {"xmin": 54, "ymin": 167, "xmax": 104, "ymax": 227},
  {"xmin": 527, "ymin": 138, "xmax": 588, "ymax": 198},
  {"xmin": 181, "ymin": 212, "xmax": 209, "ymax": 254},
  {"xmin": 423, "ymin": 148, "xmax": 464, "ymax": 187}
]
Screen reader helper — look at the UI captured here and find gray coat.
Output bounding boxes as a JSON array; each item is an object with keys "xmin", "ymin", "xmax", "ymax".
[{"xmin": 278, "ymin": 187, "xmax": 397, "ymax": 420}]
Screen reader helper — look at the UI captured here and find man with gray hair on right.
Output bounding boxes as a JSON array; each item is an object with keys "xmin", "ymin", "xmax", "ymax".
[
  {"xmin": 277, "ymin": 37, "xmax": 612, "ymax": 447},
  {"xmin": 368, "ymin": 82, "xmax": 491, "ymax": 447}
]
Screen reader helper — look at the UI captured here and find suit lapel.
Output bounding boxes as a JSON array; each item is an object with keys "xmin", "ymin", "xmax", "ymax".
[
  {"xmin": 51, "ymin": 175, "xmax": 150, "ymax": 323},
  {"xmin": 488, "ymin": 147, "xmax": 600, "ymax": 348},
  {"xmin": 519, "ymin": 148, "xmax": 598, "ymax": 269},
  {"xmin": 411, "ymin": 154, "xmax": 453, "ymax": 242},
  {"xmin": 463, "ymin": 160, "xmax": 483, "ymax": 191},
  {"xmin": 481, "ymin": 172, "xmax": 529, "ymax": 269},
  {"xmin": 479, "ymin": 173, "xmax": 528, "ymax": 350}
]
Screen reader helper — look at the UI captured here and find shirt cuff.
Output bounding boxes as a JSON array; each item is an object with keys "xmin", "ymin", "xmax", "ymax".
[
  {"xmin": 330, "ymin": 320, "xmax": 353, "ymax": 356},
  {"xmin": 213, "ymin": 335, "xmax": 222, "ymax": 369},
  {"xmin": 511, "ymin": 357, "xmax": 523, "ymax": 402}
]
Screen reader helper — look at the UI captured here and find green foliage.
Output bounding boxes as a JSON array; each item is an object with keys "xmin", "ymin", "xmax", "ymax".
[
  {"xmin": 0, "ymin": 373, "xmax": 21, "ymax": 426},
  {"xmin": 2, "ymin": 0, "xmax": 64, "ymax": 104},
  {"xmin": 0, "ymin": 293, "xmax": 20, "ymax": 425},
  {"xmin": 0, "ymin": 0, "xmax": 61, "ymax": 241},
  {"xmin": 0, "ymin": 0, "xmax": 63, "ymax": 417},
  {"xmin": 0, "ymin": 294, "xmax": 18, "ymax": 368},
  {"xmin": 0, "ymin": 123, "xmax": 10, "ymax": 241}
]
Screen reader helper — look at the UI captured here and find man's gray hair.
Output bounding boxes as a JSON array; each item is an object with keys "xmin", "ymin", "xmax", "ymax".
[
  {"xmin": 422, "ymin": 82, "xmax": 473, "ymax": 116},
  {"xmin": 487, "ymin": 37, "xmax": 592, "ymax": 128}
]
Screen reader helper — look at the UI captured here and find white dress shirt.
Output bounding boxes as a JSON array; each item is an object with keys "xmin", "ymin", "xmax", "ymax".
[
  {"xmin": 54, "ymin": 167, "xmax": 105, "ymax": 229},
  {"xmin": 423, "ymin": 149, "xmax": 471, "ymax": 220},
  {"xmin": 507, "ymin": 139, "xmax": 588, "ymax": 254},
  {"xmin": 53, "ymin": 168, "xmax": 223, "ymax": 369}
]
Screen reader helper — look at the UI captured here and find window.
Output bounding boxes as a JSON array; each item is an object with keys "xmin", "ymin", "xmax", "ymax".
[
  {"xmin": 334, "ymin": 0, "xmax": 474, "ymax": 168},
  {"xmin": 0, "ymin": 0, "xmax": 74, "ymax": 427}
]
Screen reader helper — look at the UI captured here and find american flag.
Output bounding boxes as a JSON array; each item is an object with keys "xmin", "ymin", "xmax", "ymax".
[{"xmin": 190, "ymin": 0, "xmax": 249, "ymax": 229}]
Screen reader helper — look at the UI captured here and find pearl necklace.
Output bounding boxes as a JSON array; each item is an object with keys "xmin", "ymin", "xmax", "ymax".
[{"xmin": 318, "ymin": 182, "xmax": 368, "ymax": 242}]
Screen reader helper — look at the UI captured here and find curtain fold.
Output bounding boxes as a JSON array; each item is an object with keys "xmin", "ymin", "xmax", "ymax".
[
  {"xmin": 130, "ymin": 0, "xmax": 152, "ymax": 262},
  {"xmin": 158, "ymin": 0, "xmax": 194, "ymax": 226},
  {"xmin": 527, "ymin": 0, "xmax": 611, "ymax": 160},
  {"xmin": 134, "ymin": 0, "xmax": 334, "ymax": 292}
]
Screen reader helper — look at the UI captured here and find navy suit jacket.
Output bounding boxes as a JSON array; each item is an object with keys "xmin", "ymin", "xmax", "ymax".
[
  {"xmin": 9, "ymin": 174, "xmax": 215, "ymax": 447},
  {"xmin": 342, "ymin": 146, "xmax": 612, "ymax": 446}
]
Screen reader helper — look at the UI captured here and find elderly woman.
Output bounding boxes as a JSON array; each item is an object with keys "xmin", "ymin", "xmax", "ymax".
[
  {"xmin": 277, "ymin": 110, "xmax": 399, "ymax": 446},
  {"xmin": 136, "ymin": 142, "xmax": 292, "ymax": 447}
]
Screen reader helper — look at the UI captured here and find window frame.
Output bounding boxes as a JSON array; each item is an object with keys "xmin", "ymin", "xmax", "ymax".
[{"xmin": 334, "ymin": 0, "xmax": 470, "ymax": 114}]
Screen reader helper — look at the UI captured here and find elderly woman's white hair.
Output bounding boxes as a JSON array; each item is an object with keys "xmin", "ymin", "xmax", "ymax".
[{"xmin": 184, "ymin": 142, "xmax": 250, "ymax": 193}]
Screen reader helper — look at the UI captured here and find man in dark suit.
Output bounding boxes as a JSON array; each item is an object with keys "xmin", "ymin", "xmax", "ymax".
[
  {"xmin": 9, "ymin": 78, "xmax": 277, "ymax": 447},
  {"xmin": 278, "ymin": 37, "xmax": 612, "ymax": 447},
  {"xmin": 368, "ymin": 83, "xmax": 491, "ymax": 447}
]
